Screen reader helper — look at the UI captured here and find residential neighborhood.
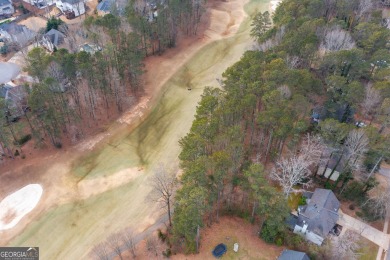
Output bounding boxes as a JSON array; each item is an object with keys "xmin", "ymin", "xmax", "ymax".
[{"xmin": 0, "ymin": 0, "xmax": 14, "ymax": 17}]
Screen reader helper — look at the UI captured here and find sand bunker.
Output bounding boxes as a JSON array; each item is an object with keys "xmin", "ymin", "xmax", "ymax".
[
  {"xmin": 0, "ymin": 184, "xmax": 43, "ymax": 231},
  {"xmin": 270, "ymin": 0, "xmax": 282, "ymax": 11}
]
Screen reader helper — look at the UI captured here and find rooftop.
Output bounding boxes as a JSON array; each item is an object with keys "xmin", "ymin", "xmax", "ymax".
[
  {"xmin": 97, "ymin": 0, "xmax": 114, "ymax": 12},
  {"xmin": 278, "ymin": 249, "xmax": 310, "ymax": 260},
  {"xmin": 0, "ymin": 0, "xmax": 11, "ymax": 7},
  {"xmin": 298, "ymin": 188, "xmax": 340, "ymax": 237},
  {"xmin": 45, "ymin": 28, "xmax": 65, "ymax": 46}
]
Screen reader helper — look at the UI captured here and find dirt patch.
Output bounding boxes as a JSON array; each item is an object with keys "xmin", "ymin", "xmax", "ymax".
[
  {"xmin": 17, "ymin": 16, "xmax": 47, "ymax": 32},
  {"xmin": 172, "ymin": 217, "xmax": 284, "ymax": 260}
]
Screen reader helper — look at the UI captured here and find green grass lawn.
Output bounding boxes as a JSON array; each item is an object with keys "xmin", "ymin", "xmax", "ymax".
[{"xmin": 358, "ymin": 237, "xmax": 379, "ymax": 260}]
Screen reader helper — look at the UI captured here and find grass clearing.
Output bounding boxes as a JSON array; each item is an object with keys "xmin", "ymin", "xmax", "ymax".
[
  {"xmin": 172, "ymin": 216, "xmax": 284, "ymax": 260},
  {"xmin": 358, "ymin": 237, "xmax": 379, "ymax": 260},
  {"xmin": 288, "ymin": 193, "xmax": 302, "ymax": 210}
]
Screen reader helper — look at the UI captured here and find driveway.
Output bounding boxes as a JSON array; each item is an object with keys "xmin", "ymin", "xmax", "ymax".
[{"xmin": 338, "ymin": 210, "xmax": 390, "ymax": 249}]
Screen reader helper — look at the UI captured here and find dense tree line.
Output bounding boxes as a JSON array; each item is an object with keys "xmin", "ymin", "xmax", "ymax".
[
  {"xmin": 0, "ymin": 0, "xmax": 206, "ymax": 153},
  {"xmin": 126, "ymin": 0, "xmax": 205, "ymax": 55},
  {"xmin": 171, "ymin": 0, "xmax": 390, "ymax": 254}
]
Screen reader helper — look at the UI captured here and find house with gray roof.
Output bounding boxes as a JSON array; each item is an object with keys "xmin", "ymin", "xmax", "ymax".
[
  {"xmin": 0, "ymin": 0, "xmax": 14, "ymax": 17},
  {"xmin": 0, "ymin": 23, "xmax": 36, "ymax": 46},
  {"xmin": 278, "ymin": 249, "xmax": 310, "ymax": 260},
  {"xmin": 0, "ymin": 84, "xmax": 28, "ymax": 120},
  {"xmin": 56, "ymin": 0, "xmax": 85, "ymax": 17},
  {"xmin": 40, "ymin": 29, "xmax": 65, "ymax": 52},
  {"xmin": 292, "ymin": 188, "xmax": 340, "ymax": 245},
  {"xmin": 97, "ymin": 0, "xmax": 115, "ymax": 15}
]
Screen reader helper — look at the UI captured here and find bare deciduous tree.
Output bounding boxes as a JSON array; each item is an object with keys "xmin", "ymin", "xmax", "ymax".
[
  {"xmin": 271, "ymin": 134, "xmax": 324, "ymax": 197},
  {"xmin": 319, "ymin": 26, "xmax": 355, "ymax": 52},
  {"xmin": 92, "ymin": 242, "xmax": 110, "ymax": 260},
  {"xmin": 145, "ymin": 236, "xmax": 160, "ymax": 258},
  {"xmin": 121, "ymin": 228, "xmax": 137, "ymax": 259},
  {"xmin": 108, "ymin": 233, "xmax": 124, "ymax": 260},
  {"xmin": 364, "ymin": 187, "xmax": 390, "ymax": 219},
  {"xmin": 285, "ymin": 55, "xmax": 300, "ymax": 69},
  {"xmin": 271, "ymin": 155, "xmax": 312, "ymax": 197},
  {"xmin": 331, "ymin": 230, "xmax": 360, "ymax": 260},
  {"xmin": 149, "ymin": 164, "xmax": 177, "ymax": 226},
  {"xmin": 299, "ymin": 134, "xmax": 324, "ymax": 164},
  {"xmin": 357, "ymin": 0, "xmax": 373, "ymax": 21},
  {"xmin": 362, "ymin": 84, "xmax": 382, "ymax": 121},
  {"xmin": 344, "ymin": 129, "xmax": 369, "ymax": 172}
]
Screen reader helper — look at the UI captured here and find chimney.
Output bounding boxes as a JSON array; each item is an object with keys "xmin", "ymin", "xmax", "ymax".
[{"xmin": 302, "ymin": 222, "xmax": 308, "ymax": 233}]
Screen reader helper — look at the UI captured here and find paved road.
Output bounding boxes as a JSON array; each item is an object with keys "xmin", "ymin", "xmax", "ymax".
[
  {"xmin": 0, "ymin": 62, "xmax": 20, "ymax": 84},
  {"xmin": 338, "ymin": 210, "xmax": 390, "ymax": 249},
  {"xmin": 378, "ymin": 165, "xmax": 390, "ymax": 260}
]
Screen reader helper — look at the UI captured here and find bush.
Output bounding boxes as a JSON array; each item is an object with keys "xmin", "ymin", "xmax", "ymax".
[
  {"xmin": 349, "ymin": 204, "xmax": 355, "ymax": 210},
  {"xmin": 54, "ymin": 142, "xmax": 62, "ymax": 149},
  {"xmin": 14, "ymin": 149, "xmax": 19, "ymax": 156},
  {"xmin": 158, "ymin": 229, "xmax": 167, "ymax": 242},
  {"xmin": 276, "ymin": 238, "xmax": 283, "ymax": 246},
  {"xmin": 0, "ymin": 45, "xmax": 8, "ymax": 55},
  {"xmin": 324, "ymin": 182, "xmax": 333, "ymax": 190},
  {"xmin": 298, "ymin": 196, "xmax": 306, "ymax": 206},
  {"xmin": 46, "ymin": 17, "xmax": 63, "ymax": 32},
  {"xmin": 340, "ymin": 181, "xmax": 366, "ymax": 204},
  {"xmin": 260, "ymin": 222, "xmax": 279, "ymax": 243},
  {"xmin": 17, "ymin": 134, "xmax": 32, "ymax": 145},
  {"xmin": 162, "ymin": 248, "xmax": 172, "ymax": 257}
]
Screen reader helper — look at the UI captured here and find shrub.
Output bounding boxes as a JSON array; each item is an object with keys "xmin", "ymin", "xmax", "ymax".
[
  {"xmin": 54, "ymin": 142, "xmax": 62, "ymax": 149},
  {"xmin": 324, "ymin": 182, "xmax": 333, "ymax": 190},
  {"xmin": 158, "ymin": 229, "xmax": 167, "ymax": 242},
  {"xmin": 298, "ymin": 196, "xmax": 307, "ymax": 206},
  {"xmin": 0, "ymin": 45, "xmax": 8, "ymax": 55},
  {"xmin": 340, "ymin": 181, "xmax": 366, "ymax": 204},
  {"xmin": 349, "ymin": 204, "xmax": 355, "ymax": 210},
  {"xmin": 276, "ymin": 238, "xmax": 283, "ymax": 246},
  {"xmin": 17, "ymin": 134, "xmax": 32, "ymax": 145},
  {"xmin": 162, "ymin": 248, "xmax": 172, "ymax": 257}
]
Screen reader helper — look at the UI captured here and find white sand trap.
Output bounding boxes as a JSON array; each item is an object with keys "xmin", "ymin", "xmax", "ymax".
[
  {"xmin": 270, "ymin": 0, "xmax": 282, "ymax": 12},
  {"xmin": 0, "ymin": 184, "xmax": 43, "ymax": 231}
]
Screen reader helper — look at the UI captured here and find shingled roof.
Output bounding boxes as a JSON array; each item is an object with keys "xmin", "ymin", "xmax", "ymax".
[
  {"xmin": 298, "ymin": 188, "xmax": 340, "ymax": 237},
  {"xmin": 278, "ymin": 250, "xmax": 310, "ymax": 260},
  {"xmin": 44, "ymin": 29, "xmax": 65, "ymax": 46}
]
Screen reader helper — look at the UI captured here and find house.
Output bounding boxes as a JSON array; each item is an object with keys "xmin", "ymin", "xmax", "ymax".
[
  {"xmin": 22, "ymin": 0, "xmax": 55, "ymax": 9},
  {"xmin": 56, "ymin": 0, "xmax": 85, "ymax": 18},
  {"xmin": 0, "ymin": 0, "xmax": 14, "ymax": 17},
  {"xmin": 278, "ymin": 249, "xmax": 310, "ymax": 260},
  {"xmin": 316, "ymin": 154, "xmax": 342, "ymax": 181},
  {"xmin": 381, "ymin": 0, "xmax": 390, "ymax": 6},
  {"xmin": 0, "ymin": 23, "xmax": 36, "ymax": 47},
  {"xmin": 290, "ymin": 188, "xmax": 340, "ymax": 245},
  {"xmin": 79, "ymin": 43, "xmax": 101, "ymax": 54},
  {"xmin": 97, "ymin": 0, "xmax": 115, "ymax": 16},
  {"xmin": 41, "ymin": 28, "xmax": 65, "ymax": 52},
  {"xmin": 0, "ymin": 84, "xmax": 28, "ymax": 120}
]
